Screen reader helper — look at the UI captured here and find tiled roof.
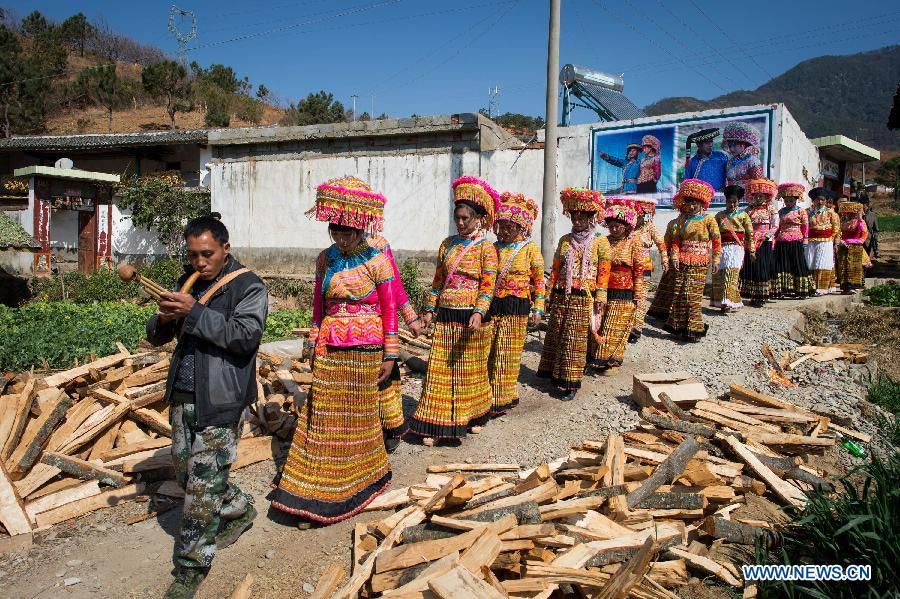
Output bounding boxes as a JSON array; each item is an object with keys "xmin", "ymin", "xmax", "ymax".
[
  {"xmin": 0, "ymin": 212, "xmax": 40, "ymax": 251},
  {"xmin": 0, "ymin": 129, "xmax": 209, "ymax": 152}
]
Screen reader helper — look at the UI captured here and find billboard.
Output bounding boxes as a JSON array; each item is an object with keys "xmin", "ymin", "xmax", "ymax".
[{"xmin": 591, "ymin": 109, "xmax": 773, "ymax": 208}]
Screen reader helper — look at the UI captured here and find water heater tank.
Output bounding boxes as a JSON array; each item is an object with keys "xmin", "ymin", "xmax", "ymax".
[{"xmin": 560, "ymin": 64, "xmax": 625, "ymax": 92}]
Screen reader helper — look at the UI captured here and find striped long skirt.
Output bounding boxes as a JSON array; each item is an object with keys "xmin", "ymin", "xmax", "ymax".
[
  {"xmin": 590, "ymin": 293, "xmax": 635, "ymax": 368},
  {"xmin": 805, "ymin": 240, "xmax": 836, "ymax": 293},
  {"xmin": 632, "ymin": 270, "xmax": 652, "ymax": 332},
  {"xmin": 711, "ymin": 245, "xmax": 745, "ymax": 309},
  {"xmin": 408, "ymin": 309, "xmax": 493, "ymax": 440},
  {"xmin": 647, "ymin": 268, "xmax": 676, "ymax": 319},
  {"xmin": 666, "ymin": 265, "xmax": 708, "ymax": 336},
  {"xmin": 773, "ymin": 240, "xmax": 815, "ymax": 298},
  {"xmin": 740, "ymin": 241, "xmax": 775, "ymax": 302},
  {"xmin": 487, "ymin": 297, "xmax": 531, "ymax": 416},
  {"xmin": 836, "ymin": 245, "xmax": 865, "ymax": 290},
  {"xmin": 537, "ymin": 289, "xmax": 591, "ymax": 391},
  {"xmin": 377, "ymin": 363, "xmax": 406, "ymax": 439},
  {"xmin": 271, "ymin": 346, "xmax": 390, "ymax": 523}
]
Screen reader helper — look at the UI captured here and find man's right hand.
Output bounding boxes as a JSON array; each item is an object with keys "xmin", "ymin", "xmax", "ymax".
[{"xmin": 422, "ymin": 312, "xmax": 433, "ymax": 328}]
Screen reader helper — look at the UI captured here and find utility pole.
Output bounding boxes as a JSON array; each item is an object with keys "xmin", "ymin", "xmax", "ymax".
[
  {"xmin": 541, "ymin": 0, "xmax": 561, "ymax": 265},
  {"xmin": 488, "ymin": 86, "xmax": 501, "ymax": 118},
  {"xmin": 371, "ymin": 94, "xmax": 375, "ymax": 119},
  {"xmin": 351, "ymin": 94, "xmax": 358, "ymax": 121}
]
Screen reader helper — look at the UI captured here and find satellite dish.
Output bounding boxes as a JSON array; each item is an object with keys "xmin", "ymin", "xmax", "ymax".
[{"xmin": 55, "ymin": 158, "xmax": 74, "ymax": 170}]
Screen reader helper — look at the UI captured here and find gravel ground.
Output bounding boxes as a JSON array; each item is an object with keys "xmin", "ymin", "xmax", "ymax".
[{"xmin": 0, "ymin": 293, "xmax": 888, "ymax": 598}]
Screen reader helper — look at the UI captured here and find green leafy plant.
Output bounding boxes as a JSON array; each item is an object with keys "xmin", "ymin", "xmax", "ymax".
[
  {"xmin": 0, "ymin": 302, "xmax": 154, "ymax": 371},
  {"xmin": 116, "ymin": 174, "xmax": 210, "ymax": 257},
  {"xmin": 29, "ymin": 259, "xmax": 184, "ymax": 304},
  {"xmin": 868, "ymin": 374, "xmax": 900, "ymax": 446},
  {"xmin": 878, "ymin": 214, "xmax": 900, "ymax": 233},
  {"xmin": 399, "ymin": 258, "xmax": 426, "ymax": 313},
  {"xmin": 262, "ymin": 308, "xmax": 311, "ymax": 343},
  {"xmin": 755, "ymin": 451, "xmax": 900, "ymax": 598},
  {"xmin": 863, "ymin": 282, "xmax": 900, "ymax": 307}
]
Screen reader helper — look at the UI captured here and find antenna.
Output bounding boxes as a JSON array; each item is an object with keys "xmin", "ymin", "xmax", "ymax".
[
  {"xmin": 488, "ymin": 86, "xmax": 501, "ymax": 118},
  {"xmin": 350, "ymin": 94, "xmax": 359, "ymax": 121},
  {"xmin": 168, "ymin": 5, "xmax": 197, "ymax": 64}
]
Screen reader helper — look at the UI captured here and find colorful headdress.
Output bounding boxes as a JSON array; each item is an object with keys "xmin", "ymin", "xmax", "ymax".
[
  {"xmin": 496, "ymin": 191, "xmax": 539, "ymax": 236},
  {"xmin": 630, "ymin": 197, "xmax": 657, "ymax": 216},
  {"xmin": 641, "ymin": 134, "xmax": 661, "ymax": 153},
  {"xmin": 746, "ymin": 178, "xmax": 777, "ymax": 201},
  {"xmin": 838, "ymin": 201, "xmax": 863, "ymax": 217},
  {"xmin": 560, "ymin": 187, "xmax": 605, "ymax": 215},
  {"xmin": 452, "ymin": 176, "xmax": 500, "ymax": 228},
  {"xmin": 722, "ymin": 122, "xmax": 760, "ymax": 149},
  {"xmin": 673, "ymin": 178, "xmax": 714, "ymax": 209},
  {"xmin": 310, "ymin": 176, "xmax": 386, "ymax": 232},
  {"xmin": 777, "ymin": 182, "xmax": 805, "ymax": 199},
  {"xmin": 690, "ymin": 128, "xmax": 720, "ymax": 143},
  {"xmin": 603, "ymin": 200, "xmax": 638, "ymax": 229}
]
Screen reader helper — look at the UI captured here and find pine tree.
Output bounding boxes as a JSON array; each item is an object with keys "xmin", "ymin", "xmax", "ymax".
[{"xmin": 142, "ymin": 60, "xmax": 194, "ymax": 130}]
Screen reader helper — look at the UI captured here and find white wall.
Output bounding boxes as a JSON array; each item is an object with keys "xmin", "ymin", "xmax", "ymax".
[{"xmin": 113, "ymin": 205, "xmax": 167, "ymax": 258}]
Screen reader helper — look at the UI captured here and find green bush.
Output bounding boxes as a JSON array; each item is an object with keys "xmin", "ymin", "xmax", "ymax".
[
  {"xmin": 869, "ymin": 374, "xmax": 900, "ymax": 446},
  {"xmin": 878, "ymin": 214, "xmax": 900, "ymax": 232},
  {"xmin": 29, "ymin": 259, "xmax": 185, "ymax": 304},
  {"xmin": 755, "ymin": 451, "xmax": 900, "ymax": 598},
  {"xmin": 0, "ymin": 302, "xmax": 154, "ymax": 371},
  {"xmin": 262, "ymin": 308, "xmax": 311, "ymax": 343},
  {"xmin": 264, "ymin": 277, "xmax": 314, "ymax": 304},
  {"xmin": 863, "ymin": 282, "xmax": 900, "ymax": 307},
  {"xmin": 399, "ymin": 258, "xmax": 426, "ymax": 313}
]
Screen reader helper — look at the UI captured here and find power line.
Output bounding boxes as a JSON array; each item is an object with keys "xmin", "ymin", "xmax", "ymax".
[
  {"xmin": 202, "ymin": 0, "xmax": 336, "ymax": 23},
  {"xmin": 201, "ymin": 0, "xmax": 369, "ymax": 35},
  {"xmin": 187, "ymin": 0, "xmax": 403, "ymax": 50}
]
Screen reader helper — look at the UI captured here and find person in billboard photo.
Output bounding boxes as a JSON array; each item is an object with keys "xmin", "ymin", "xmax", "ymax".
[
  {"xmin": 684, "ymin": 127, "xmax": 727, "ymax": 191},
  {"xmin": 636, "ymin": 134, "xmax": 662, "ymax": 193},
  {"xmin": 598, "ymin": 143, "xmax": 642, "ymax": 193},
  {"xmin": 723, "ymin": 122, "xmax": 764, "ymax": 188}
]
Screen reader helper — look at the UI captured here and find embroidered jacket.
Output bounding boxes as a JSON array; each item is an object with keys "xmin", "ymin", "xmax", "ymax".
[
  {"xmin": 638, "ymin": 154, "xmax": 661, "ymax": 185},
  {"xmin": 493, "ymin": 240, "xmax": 546, "ymax": 314},
  {"xmin": 425, "ymin": 234, "xmax": 498, "ymax": 315},
  {"xmin": 747, "ymin": 205, "xmax": 779, "ymax": 251},
  {"xmin": 669, "ymin": 214, "xmax": 722, "ymax": 267},
  {"xmin": 725, "ymin": 153, "xmax": 764, "ymax": 187},
  {"xmin": 368, "ymin": 235, "xmax": 419, "ymax": 327},
  {"xmin": 715, "ymin": 209, "xmax": 755, "ymax": 255},
  {"xmin": 776, "ymin": 206, "xmax": 809, "ymax": 243},
  {"xmin": 548, "ymin": 233, "xmax": 611, "ymax": 304},
  {"xmin": 840, "ymin": 218, "xmax": 869, "ymax": 245},
  {"xmin": 808, "ymin": 208, "xmax": 841, "ymax": 243},
  {"xmin": 605, "ymin": 235, "xmax": 645, "ymax": 304},
  {"xmin": 309, "ymin": 243, "xmax": 399, "ymax": 359},
  {"xmin": 686, "ymin": 151, "xmax": 728, "ymax": 191},
  {"xmin": 634, "ymin": 220, "xmax": 668, "ymax": 272}
]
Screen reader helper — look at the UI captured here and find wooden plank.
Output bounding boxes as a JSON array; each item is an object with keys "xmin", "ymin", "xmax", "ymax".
[
  {"xmin": 595, "ymin": 535, "xmax": 656, "ymax": 599},
  {"xmin": 458, "ymin": 529, "xmax": 503, "ymax": 575},
  {"xmin": 729, "ymin": 384, "xmax": 814, "ymax": 415},
  {"xmin": 41, "ymin": 451, "xmax": 129, "ymax": 488},
  {"xmin": 232, "ymin": 435, "xmax": 273, "ymax": 470},
  {"xmin": 229, "ymin": 573, "xmax": 254, "ymax": 599},
  {"xmin": 35, "ymin": 483, "xmax": 146, "ymax": 528},
  {"xmin": 454, "ymin": 479, "xmax": 558, "ymax": 517},
  {"xmin": 423, "ymin": 474, "xmax": 465, "ymax": 512},
  {"xmin": 25, "ymin": 481, "xmax": 101, "ymax": 522},
  {"xmin": 666, "ymin": 547, "xmax": 741, "ymax": 587},
  {"xmin": 310, "ymin": 563, "xmax": 346, "ymax": 599},
  {"xmin": 603, "ymin": 433, "xmax": 627, "ymax": 514},
  {"xmin": 7, "ymin": 391, "xmax": 71, "ymax": 479},
  {"xmin": 722, "ymin": 435, "xmax": 806, "ymax": 507},
  {"xmin": 97, "ymin": 437, "xmax": 171, "ymax": 462},
  {"xmin": 130, "ymin": 408, "xmax": 172, "ymax": 437},
  {"xmin": 57, "ymin": 400, "xmax": 132, "ymax": 455},
  {"xmin": 0, "ymin": 460, "xmax": 31, "ymax": 535},
  {"xmin": 87, "ymin": 421, "xmax": 122, "ymax": 462},
  {"xmin": 380, "ymin": 551, "xmax": 459, "ymax": 596},
  {"xmin": 41, "ymin": 352, "xmax": 130, "ymax": 388},
  {"xmin": 428, "ymin": 566, "xmax": 505, "ymax": 599},
  {"xmin": 426, "ymin": 463, "xmax": 520, "ymax": 474},
  {"xmin": 694, "ymin": 401, "xmax": 781, "ymax": 433},
  {"xmin": 626, "ymin": 437, "xmax": 700, "ymax": 510}
]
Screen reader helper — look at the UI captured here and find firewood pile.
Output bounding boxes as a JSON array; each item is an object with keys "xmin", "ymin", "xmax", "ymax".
[{"xmin": 312, "ymin": 382, "xmax": 869, "ymax": 599}]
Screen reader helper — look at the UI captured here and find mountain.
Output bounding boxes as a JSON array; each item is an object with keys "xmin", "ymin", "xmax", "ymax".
[{"xmin": 644, "ymin": 45, "xmax": 900, "ymax": 150}]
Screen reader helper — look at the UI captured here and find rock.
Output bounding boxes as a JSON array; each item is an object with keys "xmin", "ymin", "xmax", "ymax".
[
  {"xmin": 303, "ymin": 582, "xmax": 315, "ymax": 593},
  {"xmin": 64, "ymin": 578, "xmax": 81, "ymax": 587},
  {"xmin": 258, "ymin": 561, "xmax": 265, "ymax": 569},
  {"xmin": 55, "ymin": 570, "xmax": 66, "ymax": 578},
  {"xmin": 65, "ymin": 559, "xmax": 82, "ymax": 567},
  {"xmin": 265, "ymin": 549, "xmax": 276, "ymax": 559}
]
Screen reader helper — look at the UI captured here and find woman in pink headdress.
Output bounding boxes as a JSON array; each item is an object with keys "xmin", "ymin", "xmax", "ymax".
[{"xmin": 636, "ymin": 134, "xmax": 662, "ymax": 194}]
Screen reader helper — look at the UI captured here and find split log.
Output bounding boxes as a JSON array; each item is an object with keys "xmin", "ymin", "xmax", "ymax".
[
  {"xmin": 455, "ymin": 480, "xmax": 557, "ymax": 517},
  {"xmin": 422, "ymin": 474, "xmax": 465, "ymax": 512},
  {"xmin": 595, "ymin": 535, "xmax": 657, "ymax": 599},
  {"xmin": 458, "ymin": 528, "xmax": 503, "ymax": 574},
  {"xmin": 0, "ymin": 460, "xmax": 31, "ymax": 536},
  {"xmin": 41, "ymin": 351, "xmax": 131, "ymax": 389},
  {"xmin": 426, "ymin": 463, "xmax": 520, "ymax": 474},
  {"xmin": 130, "ymin": 407, "xmax": 172, "ymax": 437},
  {"xmin": 310, "ymin": 563, "xmax": 346, "ymax": 599},
  {"xmin": 658, "ymin": 392, "xmax": 696, "ymax": 422},
  {"xmin": 729, "ymin": 384, "xmax": 814, "ymax": 415},
  {"xmin": 666, "ymin": 547, "xmax": 741, "ymax": 586},
  {"xmin": 34, "ymin": 483, "xmax": 146, "ymax": 528},
  {"xmin": 1, "ymin": 379, "xmax": 36, "ymax": 460},
  {"xmin": 639, "ymin": 408, "xmax": 717, "ymax": 438},
  {"xmin": 229, "ymin": 573, "xmax": 254, "ymax": 599},
  {"xmin": 634, "ymin": 492, "xmax": 705, "ymax": 510},
  {"xmin": 379, "ymin": 551, "xmax": 459, "ymax": 596},
  {"xmin": 7, "ymin": 391, "xmax": 72, "ymax": 479},
  {"xmin": 25, "ymin": 481, "xmax": 101, "ymax": 522},
  {"xmin": 746, "ymin": 433, "xmax": 834, "ymax": 455},
  {"xmin": 428, "ymin": 565, "xmax": 505, "ymax": 599},
  {"xmin": 722, "ymin": 435, "xmax": 806, "ymax": 508},
  {"xmin": 701, "ymin": 516, "xmax": 772, "ymax": 547},
  {"xmin": 603, "ymin": 433, "xmax": 628, "ymax": 514},
  {"xmin": 98, "ymin": 437, "xmax": 172, "ymax": 462},
  {"xmin": 626, "ymin": 437, "xmax": 700, "ymax": 510},
  {"xmin": 41, "ymin": 451, "xmax": 129, "ymax": 488}
]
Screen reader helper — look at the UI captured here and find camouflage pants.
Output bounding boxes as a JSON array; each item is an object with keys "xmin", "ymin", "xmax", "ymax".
[{"xmin": 170, "ymin": 403, "xmax": 251, "ymax": 570}]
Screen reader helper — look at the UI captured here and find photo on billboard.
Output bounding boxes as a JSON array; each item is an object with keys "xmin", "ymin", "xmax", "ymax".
[{"xmin": 591, "ymin": 110, "xmax": 772, "ymax": 208}]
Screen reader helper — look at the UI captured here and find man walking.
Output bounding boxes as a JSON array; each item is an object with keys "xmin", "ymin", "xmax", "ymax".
[{"xmin": 147, "ymin": 215, "xmax": 268, "ymax": 598}]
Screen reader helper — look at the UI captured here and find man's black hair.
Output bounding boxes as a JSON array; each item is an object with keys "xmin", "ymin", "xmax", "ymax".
[
  {"xmin": 328, "ymin": 222, "xmax": 362, "ymax": 233},
  {"xmin": 184, "ymin": 215, "xmax": 229, "ymax": 244},
  {"xmin": 723, "ymin": 185, "xmax": 744, "ymax": 201}
]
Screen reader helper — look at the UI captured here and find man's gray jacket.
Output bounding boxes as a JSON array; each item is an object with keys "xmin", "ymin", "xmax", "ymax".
[{"xmin": 147, "ymin": 258, "xmax": 268, "ymax": 428}]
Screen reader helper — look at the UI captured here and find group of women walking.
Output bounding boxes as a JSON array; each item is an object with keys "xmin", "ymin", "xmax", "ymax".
[{"xmin": 268, "ymin": 174, "xmax": 871, "ymax": 526}]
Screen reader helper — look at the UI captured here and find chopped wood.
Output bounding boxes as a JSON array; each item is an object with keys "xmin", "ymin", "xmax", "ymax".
[
  {"xmin": 98, "ymin": 437, "xmax": 172, "ymax": 462},
  {"xmin": 458, "ymin": 528, "xmax": 503, "ymax": 574},
  {"xmin": 7, "ymin": 391, "xmax": 72, "ymax": 480},
  {"xmin": 634, "ymin": 492, "xmax": 706, "ymax": 510},
  {"xmin": 0, "ymin": 460, "xmax": 31, "ymax": 536},
  {"xmin": 1, "ymin": 378, "xmax": 36, "ymax": 460},
  {"xmin": 380, "ymin": 551, "xmax": 460, "ymax": 596},
  {"xmin": 729, "ymin": 384, "xmax": 813, "ymax": 415},
  {"xmin": 129, "ymin": 407, "xmax": 172, "ymax": 437},
  {"xmin": 639, "ymin": 408, "xmax": 717, "ymax": 438},
  {"xmin": 666, "ymin": 547, "xmax": 741, "ymax": 586},
  {"xmin": 426, "ymin": 463, "xmax": 520, "ymax": 474},
  {"xmin": 603, "ymin": 433, "xmax": 628, "ymax": 514},
  {"xmin": 364, "ymin": 487, "xmax": 411, "ymax": 512},
  {"xmin": 35, "ymin": 483, "xmax": 146, "ymax": 528},
  {"xmin": 722, "ymin": 435, "xmax": 806, "ymax": 507},
  {"xmin": 454, "ymin": 479, "xmax": 558, "ymax": 518},
  {"xmin": 657, "ymin": 392, "xmax": 696, "ymax": 422},
  {"xmin": 694, "ymin": 401, "xmax": 781, "ymax": 433},
  {"xmin": 626, "ymin": 437, "xmax": 700, "ymax": 510},
  {"xmin": 41, "ymin": 351, "xmax": 130, "ymax": 389},
  {"xmin": 422, "ymin": 474, "xmax": 465, "ymax": 512},
  {"xmin": 310, "ymin": 563, "xmax": 346, "ymax": 599},
  {"xmin": 830, "ymin": 423, "xmax": 872, "ymax": 444},
  {"xmin": 538, "ymin": 495, "xmax": 606, "ymax": 521},
  {"xmin": 595, "ymin": 535, "xmax": 657, "ymax": 599},
  {"xmin": 41, "ymin": 451, "xmax": 129, "ymax": 488},
  {"xmin": 428, "ymin": 566, "xmax": 505, "ymax": 599},
  {"xmin": 701, "ymin": 516, "xmax": 772, "ymax": 546},
  {"xmin": 229, "ymin": 573, "xmax": 254, "ymax": 599}
]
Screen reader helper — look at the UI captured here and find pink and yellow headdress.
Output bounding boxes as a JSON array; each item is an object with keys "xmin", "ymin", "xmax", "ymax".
[
  {"xmin": 673, "ymin": 178, "xmax": 715, "ymax": 210},
  {"xmin": 603, "ymin": 199, "xmax": 638, "ymax": 229},
  {"xmin": 452, "ymin": 176, "xmax": 500, "ymax": 229},
  {"xmin": 496, "ymin": 191, "xmax": 539, "ymax": 236},
  {"xmin": 631, "ymin": 197, "xmax": 657, "ymax": 216},
  {"xmin": 746, "ymin": 178, "xmax": 777, "ymax": 202},
  {"xmin": 309, "ymin": 176, "xmax": 386, "ymax": 233},
  {"xmin": 560, "ymin": 187, "xmax": 605, "ymax": 215},
  {"xmin": 838, "ymin": 201, "xmax": 863, "ymax": 217},
  {"xmin": 777, "ymin": 182, "xmax": 805, "ymax": 199}
]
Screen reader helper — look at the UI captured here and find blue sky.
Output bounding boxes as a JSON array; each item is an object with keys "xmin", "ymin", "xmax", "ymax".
[{"xmin": 15, "ymin": 0, "xmax": 900, "ymax": 124}]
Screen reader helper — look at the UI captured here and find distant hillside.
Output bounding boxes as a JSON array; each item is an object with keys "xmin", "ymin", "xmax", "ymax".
[{"xmin": 645, "ymin": 45, "xmax": 900, "ymax": 150}]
